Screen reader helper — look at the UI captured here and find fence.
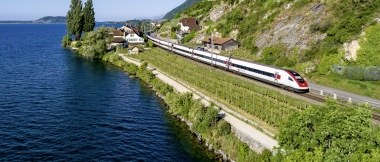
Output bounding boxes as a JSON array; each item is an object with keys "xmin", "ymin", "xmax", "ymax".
[{"xmin": 332, "ymin": 65, "xmax": 380, "ymax": 81}]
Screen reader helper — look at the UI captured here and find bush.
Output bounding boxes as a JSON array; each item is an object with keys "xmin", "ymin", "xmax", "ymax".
[
  {"xmin": 217, "ymin": 120, "xmax": 231, "ymax": 136},
  {"xmin": 342, "ymin": 66, "xmax": 380, "ymax": 81},
  {"xmin": 151, "ymin": 78, "xmax": 173, "ymax": 95},
  {"xmin": 356, "ymin": 24, "xmax": 380, "ymax": 66},
  {"xmin": 257, "ymin": 45, "xmax": 288, "ymax": 66},
  {"xmin": 74, "ymin": 41, "xmax": 82, "ymax": 48},
  {"xmin": 136, "ymin": 62, "xmax": 155, "ymax": 82},
  {"xmin": 182, "ymin": 30, "xmax": 197, "ymax": 43},
  {"xmin": 310, "ymin": 20, "xmax": 333, "ymax": 33},
  {"xmin": 80, "ymin": 27, "xmax": 112, "ymax": 59},
  {"xmin": 61, "ymin": 35, "xmax": 72, "ymax": 47}
]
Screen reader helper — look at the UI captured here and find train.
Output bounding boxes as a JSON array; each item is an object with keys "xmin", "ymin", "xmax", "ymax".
[{"xmin": 146, "ymin": 33, "xmax": 309, "ymax": 93}]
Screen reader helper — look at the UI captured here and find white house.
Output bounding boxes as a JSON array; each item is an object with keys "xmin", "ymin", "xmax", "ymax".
[
  {"xmin": 125, "ymin": 31, "xmax": 144, "ymax": 45},
  {"xmin": 118, "ymin": 25, "xmax": 144, "ymax": 45},
  {"xmin": 179, "ymin": 18, "xmax": 200, "ymax": 34}
]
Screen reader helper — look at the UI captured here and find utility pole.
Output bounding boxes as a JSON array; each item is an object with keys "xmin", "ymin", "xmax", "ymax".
[
  {"xmin": 227, "ymin": 52, "xmax": 232, "ymax": 70},
  {"xmin": 168, "ymin": 26, "xmax": 170, "ymax": 42},
  {"xmin": 211, "ymin": 32, "xmax": 213, "ymax": 67}
]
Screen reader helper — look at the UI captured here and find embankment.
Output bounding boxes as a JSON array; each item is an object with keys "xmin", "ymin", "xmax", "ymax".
[
  {"xmin": 70, "ymin": 46, "xmax": 276, "ymax": 161},
  {"xmin": 116, "ymin": 53, "xmax": 278, "ymax": 158}
]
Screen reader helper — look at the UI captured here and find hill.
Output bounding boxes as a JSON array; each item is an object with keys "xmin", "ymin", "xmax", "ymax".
[
  {"xmin": 158, "ymin": 0, "xmax": 380, "ymax": 99},
  {"xmin": 163, "ymin": 0, "xmax": 201, "ymax": 20},
  {"xmin": 34, "ymin": 16, "xmax": 66, "ymax": 23},
  {"xmin": 0, "ymin": 16, "xmax": 66, "ymax": 24}
]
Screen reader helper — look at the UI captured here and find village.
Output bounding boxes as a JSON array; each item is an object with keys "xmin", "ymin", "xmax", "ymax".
[{"xmin": 109, "ymin": 17, "xmax": 240, "ymax": 55}]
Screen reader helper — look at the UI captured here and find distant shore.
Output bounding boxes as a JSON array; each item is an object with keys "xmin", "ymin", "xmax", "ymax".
[{"xmin": 0, "ymin": 22, "xmax": 66, "ymax": 24}]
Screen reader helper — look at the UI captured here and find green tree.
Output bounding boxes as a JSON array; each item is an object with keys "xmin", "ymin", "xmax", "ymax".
[
  {"xmin": 356, "ymin": 24, "xmax": 380, "ymax": 66},
  {"xmin": 66, "ymin": 0, "xmax": 84, "ymax": 40},
  {"xmin": 82, "ymin": 0, "xmax": 95, "ymax": 33},
  {"xmin": 61, "ymin": 35, "xmax": 72, "ymax": 47},
  {"xmin": 277, "ymin": 98, "xmax": 380, "ymax": 161},
  {"xmin": 81, "ymin": 26, "xmax": 112, "ymax": 58}
]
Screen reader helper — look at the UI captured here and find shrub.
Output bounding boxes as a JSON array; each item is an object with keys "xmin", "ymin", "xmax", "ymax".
[
  {"xmin": 61, "ymin": 35, "xmax": 72, "ymax": 47},
  {"xmin": 80, "ymin": 27, "xmax": 112, "ymax": 59},
  {"xmin": 356, "ymin": 24, "xmax": 380, "ymax": 66},
  {"xmin": 182, "ymin": 30, "xmax": 196, "ymax": 43},
  {"xmin": 74, "ymin": 41, "xmax": 82, "ymax": 48},
  {"xmin": 146, "ymin": 40, "xmax": 154, "ymax": 48},
  {"xmin": 217, "ymin": 120, "xmax": 231, "ymax": 136},
  {"xmin": 257, "ymin": 45, "xmax": 288, "ymax": 66}
]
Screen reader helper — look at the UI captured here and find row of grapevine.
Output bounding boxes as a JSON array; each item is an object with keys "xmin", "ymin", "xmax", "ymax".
[{"xmin": 128, "ymin": 50, "xmax": 314, "ymax": 128}]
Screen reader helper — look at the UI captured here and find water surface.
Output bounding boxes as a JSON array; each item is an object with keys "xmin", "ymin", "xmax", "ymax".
[{"xmin": 0, "ymin": 24, "xmax": 216, "ymax": 161}]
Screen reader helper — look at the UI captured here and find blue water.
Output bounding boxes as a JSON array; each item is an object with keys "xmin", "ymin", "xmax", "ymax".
[{"xmin": 0, "ymin": 24, "xmax": 216, "ymax": 161}]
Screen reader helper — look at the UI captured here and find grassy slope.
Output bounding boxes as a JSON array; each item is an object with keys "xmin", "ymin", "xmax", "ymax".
[{"xmin": 167, "ymin": 0, "xmax": 380, "ymax": 100}]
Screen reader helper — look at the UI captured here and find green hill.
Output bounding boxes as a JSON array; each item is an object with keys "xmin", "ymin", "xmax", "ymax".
[
  {"xmin": 35, "ymin": 16, "xmax": 66, "ymax": 23},
  {"xmin": 158, "ymin": 0, "xmax": 380, "ymax": 99},
  {"xmin": 0, "ymin": 16, "xmax": 66, "ymax": 24},
  {"xmin": 163, "ymin": 0, "xmax": 201, "ymax": 20}
]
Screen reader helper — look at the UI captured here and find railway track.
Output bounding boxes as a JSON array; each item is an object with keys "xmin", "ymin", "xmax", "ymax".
[
  {"xmin": 155, "ymin": 47, "xmax": 380, "ymax": 124},
  {"xmin": 373, "ymin": 113, "xmax": 380, "ymax": 120},
  {"xmin": 160, "ymin": 48, "xmax": 325, "ymax": 104}
]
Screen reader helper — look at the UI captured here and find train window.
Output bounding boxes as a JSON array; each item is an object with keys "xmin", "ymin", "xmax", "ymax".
[
  {"xmin": 288, "ymin": 77, "xmax": 294, "ymax": 82},
  {"xmin": 287, "ymin": 70, "xmax": 305, "ymax": 83},
  {"xmin": 295, "ymin": 76, "xmax": 304, "ymax": 83}
]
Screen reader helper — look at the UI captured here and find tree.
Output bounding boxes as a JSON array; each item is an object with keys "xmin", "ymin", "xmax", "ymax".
[
  {"xmin": 356, "ymin": 24, "xmax": 380, "ymax": 66},
  {"xmin": 277, "ymin": 98, "xmax": 380, "ymax": 161},
  {"xmin": 83, "ymin": 0, "xmax": 95, "ymax": 33},
  {"xmin": 81, "ymin": 26, "xmax": 112, "ymax": 58},
  {"xmin": 66, "ymin": 0, "xmax": 84, "ymax": 40}
]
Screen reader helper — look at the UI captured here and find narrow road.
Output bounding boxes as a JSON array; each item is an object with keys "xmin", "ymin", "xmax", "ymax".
[
  {"xmin": 308, "ymin": 82, "xmax": 380, "ymax": 108},
  {"xmin": 119, "ymin": 54, "xmax": 278, "ymax": 151}
]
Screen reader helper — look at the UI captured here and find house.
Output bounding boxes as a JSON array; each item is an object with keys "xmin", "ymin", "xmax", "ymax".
[
  {"xmin": 110, "ymin": 27, "xmax": 127, "ymax": 47},
  {"xmin": 151, "ymin": 21, "xmax": 162, "ymax": 27},
  {"xmin": 124, "ymin": 31, "xmax": 144, "ymax": 45},
  {"xmin": 119, "ymin": 24, "xmax": 141, "ymax": 36},
  {"xmin": 202, "ymin": 36, "xmax": 240, "ymax": 51},
  {"xmin": 117, "ymin": 24, "xmax": 145, "ymax": 45},
  {"xmin": 155, "ymin": 21, "xmax": 163, "ymax": 27},
  {"xmin": 179, "ymin": 18, "xmax": 200, "ymax": 34},
  {"xmin": 128, "ymin": 46, "xmax": 140, "ymax": 54}
]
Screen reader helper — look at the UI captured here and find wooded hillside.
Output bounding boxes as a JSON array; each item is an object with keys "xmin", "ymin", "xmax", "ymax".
[{"xmin": 163, "ymin": 0, "xmax": 201, "ymax": 20}]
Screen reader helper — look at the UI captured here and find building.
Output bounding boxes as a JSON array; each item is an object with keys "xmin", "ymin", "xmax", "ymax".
[
  {"xmin": 202, "ymin": 36, "xmax": 240, "ymax": 51},
  {"xmin": 118, "ymin": 24, "xmax": 145, "ymax": 45},
  {"xmin": 110, "ymin": 27, "xmax": 127, "ymax": 48},
  {"xmin": 128, "ymin": 46, "xmax": 140, "ymax": 54},
  {"xmin": 179, "ymin": 18, "xmax": 200, "ymax": 34}
]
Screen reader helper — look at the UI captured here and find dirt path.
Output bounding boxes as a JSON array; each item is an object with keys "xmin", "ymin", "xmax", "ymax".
[{"xmin": 119, "ymin": 54, "xmax": 278, "ymax": 151}]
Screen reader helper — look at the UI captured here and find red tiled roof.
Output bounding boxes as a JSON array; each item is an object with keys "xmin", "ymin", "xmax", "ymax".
[
  {"xmin": 180, "ymin": 18, "xmax": 200, "ymax": 31},
  {"xmin": 202, "ymin": 36, "xmax": 235, "ymax": 45},
  {"xmin": 113, "ymin": 30, "xmax": 124, "ymax": 36},
  {"xmin": 128, "ymin": 46, "xmax": 138, "ymax": 50},
  {"xmin": 202, "ymin": 36, "xmax": 220, "ymax": 43},
  {"xmin": 113, "ymin": 37, "xmax": 126, "ymax": 43},
  {"xmin": 214, "ymin": 38, "xmax": 232, "ymax": 44},
  {"xmin": 125, "ymin": 25, "xmax": 140, "ymax": 34}
]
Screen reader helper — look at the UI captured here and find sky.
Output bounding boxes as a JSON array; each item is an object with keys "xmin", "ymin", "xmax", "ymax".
[{"xmin": 0, "ymin": 0, "xmax": 185, "ymax": 21}]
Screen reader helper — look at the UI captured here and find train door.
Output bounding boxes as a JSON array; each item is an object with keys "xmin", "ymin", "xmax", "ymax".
[{"xmin": 274, "ymin": 71, "xmax": 280, "ymax": 84}]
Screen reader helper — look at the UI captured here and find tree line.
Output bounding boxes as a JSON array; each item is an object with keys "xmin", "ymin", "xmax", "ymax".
[{"xmin": 66, "ymin": 0, "xmax": 95, "ymax": 40}]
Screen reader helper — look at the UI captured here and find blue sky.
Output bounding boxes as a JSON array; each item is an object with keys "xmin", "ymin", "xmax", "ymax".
[{"xmin": 0, "ymin": 0, "xmax": 185, "ymax": 21}]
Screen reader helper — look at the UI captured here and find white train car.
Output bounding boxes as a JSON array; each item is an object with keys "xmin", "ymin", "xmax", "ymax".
[{"xmin": 146, "ymin": 33, "xmax": 309, "ymax": 92}]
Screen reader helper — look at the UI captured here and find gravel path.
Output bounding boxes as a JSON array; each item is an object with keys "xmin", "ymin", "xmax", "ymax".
[{"xmin": 119, "ymin": 54, "xmax": 278, "ymax": 151}]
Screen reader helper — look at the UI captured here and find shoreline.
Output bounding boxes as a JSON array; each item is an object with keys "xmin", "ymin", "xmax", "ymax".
[
  {"xmin": 68, "ymin": 44, "xmax": 277, "ymax": 160},
  {"xmin": 118, "ymin": 54, "xmax": 278, "ymax": 151}
]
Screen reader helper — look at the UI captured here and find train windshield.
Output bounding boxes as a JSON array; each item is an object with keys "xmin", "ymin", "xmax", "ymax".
[{"xmin": 288, "ymin": 71, "xmax": 304, "ymax": 83}]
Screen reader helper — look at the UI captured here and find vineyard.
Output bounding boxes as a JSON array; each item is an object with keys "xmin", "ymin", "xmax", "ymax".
[{"xmin": 128, "ymin": 49, "xmax": 315, "ymax": 131}]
